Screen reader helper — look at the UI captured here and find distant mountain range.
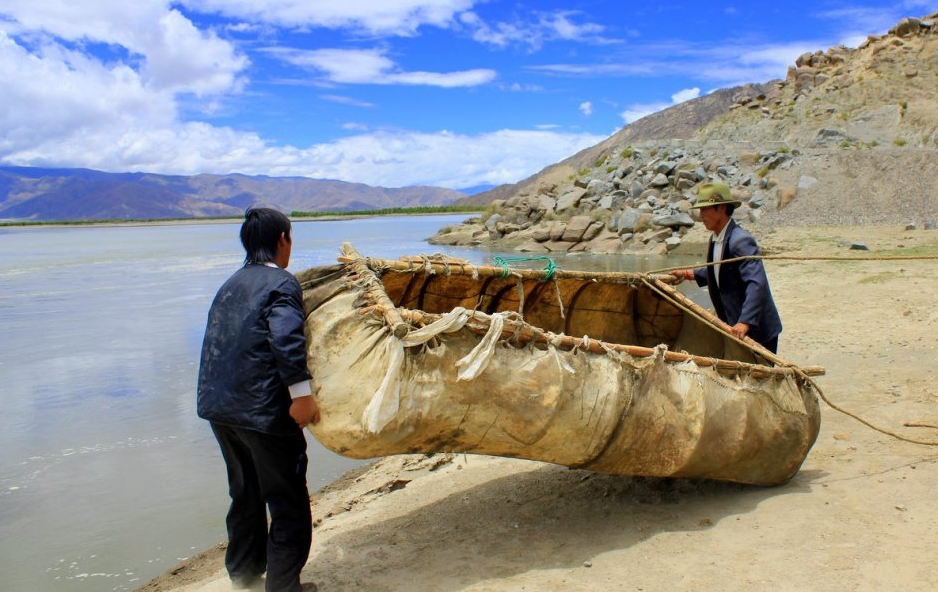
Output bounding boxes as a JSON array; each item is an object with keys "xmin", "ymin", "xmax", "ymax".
[{"xmin": 0, "ymin": 166, "xmax": 467, "ymax": 221}]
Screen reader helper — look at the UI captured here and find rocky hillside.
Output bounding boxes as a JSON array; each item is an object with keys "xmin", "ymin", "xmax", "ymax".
[
  {"xmin": 456, "ymin": 84, "xmax": 764, "ymax": 207},
  {"xmin": 433, "ymin": 12, "xmax": 938, "ymax": 255},
  {"xmin": 0, "ymin": 166, "xmax": 465, "ymax": 221}
]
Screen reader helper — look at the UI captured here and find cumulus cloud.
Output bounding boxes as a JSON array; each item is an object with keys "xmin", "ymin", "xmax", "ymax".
[
  {"xmin": 620, "ymin": 87, "xmax": 700, "ymax": 125},
  {"xmin": 462, "ymin": 9, "xmax": 614, "ymax": 50},
  {"xmin": 1, "ymin": 1, "xmax": 247, "ymax": 96},
  {"xmin": 270, "ymin": 47, "xmax": 496, "ymax": 87},
  {"xmin": 579, "ymin": 101, "xmax": 593, "ymax": 116},
  {"xmin": 0, "ymin": 117, "xmax": 603, "ymax": 188}
]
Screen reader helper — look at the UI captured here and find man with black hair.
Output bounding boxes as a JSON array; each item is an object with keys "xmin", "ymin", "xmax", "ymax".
[
  {"xmin": 670, "ymin": 183, "xmax": 782, "ymax": 353},
  {"xmin": 198, "ymin": 207, "xmax": 320, "ymax": 592}
]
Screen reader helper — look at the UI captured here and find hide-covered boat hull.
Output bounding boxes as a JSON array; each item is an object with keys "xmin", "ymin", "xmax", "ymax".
[{"xmin": 297, "ymin": 245, "xmax": 821, "ymax": 486}]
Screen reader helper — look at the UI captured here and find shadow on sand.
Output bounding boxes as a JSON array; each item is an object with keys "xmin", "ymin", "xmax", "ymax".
[{"xmin": 309, "ymin": 463, "xmax": 821, "ymax": 591}]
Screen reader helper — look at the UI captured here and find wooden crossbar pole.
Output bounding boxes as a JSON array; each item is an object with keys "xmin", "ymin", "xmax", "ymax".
[
  {"xmin": 336, "ymin": 253, "xmax": 670, "ymax": 284},
  {"xmin": 394, "ymin": 308, "xmax": 825, "ymax": 378}
]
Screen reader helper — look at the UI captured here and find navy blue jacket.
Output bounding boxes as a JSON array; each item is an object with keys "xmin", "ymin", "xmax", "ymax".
[
  {"xmin": 693, "ymin": 220, "xmax": 782, "ymax": 347},
  {"xmin": 197, "ymin": 264, "xmax": 311, "ymax": 435}
]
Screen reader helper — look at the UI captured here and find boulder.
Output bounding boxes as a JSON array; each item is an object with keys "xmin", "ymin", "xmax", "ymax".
[
  {"xmin": 543, "ymin": 241, "xmax": 576, "ymax": 252},
  {"xmin": 549, "ymin": 222, "xmax": 566, "ymax": 241},
  {"xmin": 639, "ymin": 188, "xmax": 661, "ymax": 202},
  {"xmin": 891, "ymin": 17, "xmax": 921, "ymax": 37},
  {"xmin": 652, "ymin": 212, "xmax": 695, "ymax": 229},
  {"xmin": 647, "ymin": 242, "xmax": 669, "ymax": 256},
  {"xmin": 582, "ymin": 221, "xmax": 604, "ymax": 241},
  {"xmin": 630, "ymin": 181, "xmax": 644, "ymax": 198},
  {"xmin": 617, "ymin": 208, "xmax": 642, "ymax": 233},
  {"xmin": 515, "ymin": 241, "xmax": 549, "ymax": 253},
  {"xmin": 675, "ymin": 177, "xmax": 697, "ymax": 190},
  {"xmin": 537, "ymin": 195, "xmax": 557, "ymax": 212},
  {"xmin": 561, "ymin": 215, "xmax": 594, "ymax": 242},
  {"xmin": 642, "ymin": 228, "xmax": 673, "ymax": 244},
  {"xmin": 589, "ymin": 235, "xmax": 623, "ymax": 254},
  {"xmin": 556, "ymin": 187, "xmax": 587, "ymax": 212},
  {"xmin": 531, "ymin": 224, "xmax": 552, "ymax": 242},
  {"xmin": 650, "ymin": 173, "xmax": 670, "ymax": 187},
  {"xmin": 732, "ymin": 206, "xmax": 751, "ymax": 222},
  {"xmin": 634, "ymin": 213, "xmax": 655, "ymax": 233},
  {"xmin": 654, "ymin": 161, "xmax": 675, "ymax": 175},
  {"xmin": 586, "ymin": 179, "xmax": 611, "ymax": 197}
]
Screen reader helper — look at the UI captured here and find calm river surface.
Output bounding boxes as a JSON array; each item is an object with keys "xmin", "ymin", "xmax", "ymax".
[{"xmin": 0, "ymin": 215, "xmax": 698, "ymax": 592}]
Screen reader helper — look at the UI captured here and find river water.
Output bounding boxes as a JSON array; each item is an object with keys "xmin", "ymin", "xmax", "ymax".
[{"xmin": 0, "ymin": 215, "xmax": 698, "ymax": 591}]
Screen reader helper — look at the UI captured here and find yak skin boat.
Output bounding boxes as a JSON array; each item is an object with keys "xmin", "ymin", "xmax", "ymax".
[{"xmin": 296, "ymin": 243, "xmax": 823, "ymax": 486}]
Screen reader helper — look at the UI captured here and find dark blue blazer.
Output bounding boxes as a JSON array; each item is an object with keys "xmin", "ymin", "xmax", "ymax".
[
  {"xmin": 197, "ymin": 264, "xmax": 311, "ymax": 435},
  {"xmin": 693, "ymin": 220, "xmax": 782, "ymax": 347}
]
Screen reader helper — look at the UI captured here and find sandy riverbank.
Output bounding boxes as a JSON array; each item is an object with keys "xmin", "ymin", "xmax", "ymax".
[{"xmin": 141, "ymin": 225, "xmax": 938, "ymax": 592}]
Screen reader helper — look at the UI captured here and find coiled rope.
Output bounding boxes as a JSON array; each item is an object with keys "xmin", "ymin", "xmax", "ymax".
[{"xmin": 493, "ymin": 255, "xmax": 558, "ymax": 281}]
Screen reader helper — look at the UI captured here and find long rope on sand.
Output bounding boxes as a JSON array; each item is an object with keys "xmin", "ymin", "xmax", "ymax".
[
  {"xmin": 645, "ymin": 253, "xmax": 938, "ymax": 275},
  {"xmin": 648, "ymin": 253, "xmax": 938, "ymax": 446}
]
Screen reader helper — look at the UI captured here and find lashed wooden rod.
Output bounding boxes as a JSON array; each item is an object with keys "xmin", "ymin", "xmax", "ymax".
[
  {"xmin": 392, "ymin": 307, "xmax": 825, "ymax": 378},
  {"xmin": 643, "ymin": 277, "xmax": 798, "ymax": 371},
  {"xmin": 341, "ymin": 243, "xmax": 409, "ymax": 338},
  {"xmin": 337, "ymin": 253, "xmax": 670, "ymax": 285}
]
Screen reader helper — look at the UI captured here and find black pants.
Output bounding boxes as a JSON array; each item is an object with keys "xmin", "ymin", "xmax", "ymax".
[
  {"xmin": 760, "ymin": 335, "xmax": 779, "ymax": 354},
  {"xmin": 211, "ymin": 423, "xmax": 312, "ymax": 592}
]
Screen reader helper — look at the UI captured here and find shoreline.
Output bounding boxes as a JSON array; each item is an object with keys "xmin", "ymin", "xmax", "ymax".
[
  {"xmin": 139, "ymin": 224, "xmax": 938, "ymax": 592},
  {"xmin": 0, "ymin": 211, "xmax": 480, "ymax": 231}
]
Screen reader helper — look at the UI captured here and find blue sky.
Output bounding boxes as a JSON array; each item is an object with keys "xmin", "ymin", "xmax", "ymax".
[{"xmin": 0, "ymin": 1, "xmax": 933, "ymax": 190}]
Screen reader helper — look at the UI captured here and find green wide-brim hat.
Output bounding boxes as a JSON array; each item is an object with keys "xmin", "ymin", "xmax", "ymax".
[{"xmin": 689, "ymin": 182, "xmax": 742, "ymax": 208}]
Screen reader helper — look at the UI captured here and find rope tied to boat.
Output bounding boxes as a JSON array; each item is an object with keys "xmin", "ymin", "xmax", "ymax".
[
  {"xmin": 493, "ymin": 255, "xmax": 558, "ymax": 281},
  {"xmin": 646, "ymin": 253, "xmax": 938, "ymax": 276},
  {"xmin": 644, "ymin": 256, "xmax": 938, "ymax": 446}
]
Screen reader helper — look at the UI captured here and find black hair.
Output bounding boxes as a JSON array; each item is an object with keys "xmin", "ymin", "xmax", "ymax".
[
  {"xmin": 240, "ymin": 207, "xmax": 291, "ymax": 264},
  {"xmin": 724, "ymin": 203, "xmax": 737, "ymax": 217}
]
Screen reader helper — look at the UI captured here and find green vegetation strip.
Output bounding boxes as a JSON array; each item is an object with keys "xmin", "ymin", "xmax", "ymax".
[
  {"xmin": 291, "ymin": 205, "xmax": 483, "ymax": 218},
  {"xmin": 0, "ymin": 205, "xmax": 483, "ymax": 227}
]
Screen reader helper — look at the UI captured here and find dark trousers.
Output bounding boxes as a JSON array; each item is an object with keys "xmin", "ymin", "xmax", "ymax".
[
  {"xmin": 211, "ymin": 423, "xmax": 312, "ymax": 592},
  {"xmin": 759, "ymin": 335, "xmax": 779, "ymax": 354}
]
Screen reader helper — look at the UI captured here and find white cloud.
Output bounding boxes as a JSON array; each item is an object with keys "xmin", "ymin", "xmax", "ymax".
[
  {"xmin": 670, "ymin": 87, "xmax": 700, "ymax": 103},
  {"xmin": 181, "ymin": 0, "xmax": 477, "ymax": 36},
  {"xmin": 321, "ymin": 94, "xmax": 376, "ymax": 108},
  {"xmin": 0, "ymin": 1, "xmax": 247, "ymax": 96},
  {"xmin": 0, "ymin": 36, "xmax": 599, "ymax": 188},
  {"xmin": 579, "ymin": 101, "xmax": 593, "ymax": 116},
  {"xmin": 463, "ymin": 9, "xmax": 614, "ymax": 50},
  {"xmin": 619, "ymin": 87, "xmax": 700, "ymax": 125},
  {"xmin": 500, "ymin": 82, "xmax": 543, "ymax": 92},
  {"xmin": 271, "ymin": 47, "xmax": 496, "ymax": 87}
]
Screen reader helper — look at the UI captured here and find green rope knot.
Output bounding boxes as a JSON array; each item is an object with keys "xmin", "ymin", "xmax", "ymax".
[{"xmin": 492, "ymin": 255, "xmax": 558, "ymax": 281}]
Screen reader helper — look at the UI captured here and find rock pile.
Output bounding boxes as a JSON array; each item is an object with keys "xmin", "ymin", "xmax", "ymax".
[
  {"xmin": 432, "ymin": 143, "xmax": 799, "ymax": 254},
  {"xmin": 432, "ymin": 10, "xmax": 938, "ymax": 255}
]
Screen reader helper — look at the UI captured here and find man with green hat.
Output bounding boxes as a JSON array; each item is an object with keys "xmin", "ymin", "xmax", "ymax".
[{"xmin": 671, "ymin": 183, "xmax": 782, "ymax": 353}]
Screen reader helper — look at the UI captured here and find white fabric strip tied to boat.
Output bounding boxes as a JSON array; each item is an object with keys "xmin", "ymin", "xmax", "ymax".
[
  {"xmin": 362, "ymin": 307, "xmax": 509, "ymax": 433},
  {"xmin": 296, "ymin": 247, "xmax": 822, "ymax": 486}
]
